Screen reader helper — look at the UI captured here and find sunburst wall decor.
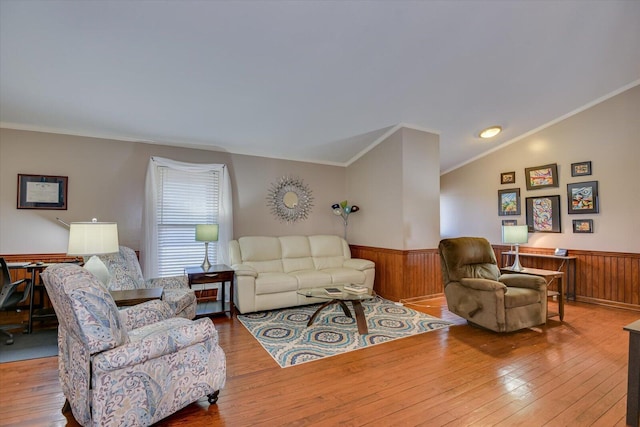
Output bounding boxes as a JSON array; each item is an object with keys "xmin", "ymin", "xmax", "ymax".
[{"xmin": 266, "ymin": 176, "xmax": 314, "ymax": 223}]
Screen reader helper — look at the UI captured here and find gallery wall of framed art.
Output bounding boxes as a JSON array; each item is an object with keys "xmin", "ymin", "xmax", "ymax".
[{"xmin": 498, "ymin": 159, "xmax": 599, "ymax": 235}]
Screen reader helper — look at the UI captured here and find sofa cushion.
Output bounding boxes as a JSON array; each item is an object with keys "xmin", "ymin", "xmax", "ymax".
[
  {"xmin": 238, "ymin": 236, "xmax": 282, "ymax": 262},
  {"xmin": 255, "ymin": 272, "xmax": 298, "ymax": 294},
  {"xmin": 292, "ymin": 270, "xmax": 333, "ymax": 288},
  {"xmin": 245, "ymin": 259, "xmax": 284, "ymax": 274},
  {"xmin": 320, "ymin": 267, "xmax": 366, "ymax": 285},
  {"xmin": 279, "ymin": 236, "xmax": 312, "ymax": 258}
]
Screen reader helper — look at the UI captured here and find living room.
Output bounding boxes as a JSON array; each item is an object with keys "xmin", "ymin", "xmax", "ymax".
[{"xmin": 1, "ymin": 1, "xmax": 639, "ymax": 426}]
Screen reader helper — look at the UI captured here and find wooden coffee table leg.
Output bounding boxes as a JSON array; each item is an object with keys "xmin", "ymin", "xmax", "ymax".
[
  {"xmin": 338, "ymin": 300, "xmax": 352, "ymax": 318},
  {"xmin": 307, "ymin": 300, "xmax": 337, "ymax": 327},
  {"xmin": 352, "ymin": 300, "xmax": 368, "ymax": 334}
]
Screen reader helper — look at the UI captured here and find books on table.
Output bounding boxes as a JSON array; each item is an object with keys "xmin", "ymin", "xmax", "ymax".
[
  {"xmin": 343, "ymin": 284, "xmax": 368, "ymax": 294},
  {"xmin": 325, "ymin": 287, "xmax": 342, "ymax": 296}
]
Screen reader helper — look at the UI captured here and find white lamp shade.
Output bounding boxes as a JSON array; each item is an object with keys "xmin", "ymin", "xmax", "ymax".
[
  {"xmin": 195, "ymin": 224, "xmax": 219, "ymax": 242},
  {"xmin": 502, "ymin": 225, "xmax": 529, "ymax": 245},
  {"xmin": 67, "ymin": 222, "xmax": 119, "ymax": 255}
]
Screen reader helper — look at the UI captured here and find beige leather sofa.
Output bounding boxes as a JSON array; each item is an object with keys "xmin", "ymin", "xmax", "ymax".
[{"xmin": 229, "ymin": 235, "xmax": 375, "ymax": 314}]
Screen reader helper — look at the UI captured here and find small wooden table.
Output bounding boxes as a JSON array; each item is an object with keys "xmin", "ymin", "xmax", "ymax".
[
  {"xmin": 501, "ymin": 251, "xmax": 577, "ymax": 300},
  {"xmin": 624, "ymin": 319, "xmax": 640, "ymax": 427},
  {"xmin": 110, "ymin": 288, "xmax": 163, "ymax": 307},
  {"xmin": 185, "ymin": 264, "xmax": 235, "ymax": 318},
  {"xmin": 501, "ymin": 267, "xmax": 564, "ymax": 321}
]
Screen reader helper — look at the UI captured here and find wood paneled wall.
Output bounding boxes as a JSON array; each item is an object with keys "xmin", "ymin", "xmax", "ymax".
[
  {"xmin": 351, "ymin": 245, "xmax": 640, "ymax": 311},
  {"xmin": 3, "ymin": 248, "xmax": 639, "ymax": 311},
  {"xmin": 350, "ymin": 245, "xmax": 443, "ymax": 302}
]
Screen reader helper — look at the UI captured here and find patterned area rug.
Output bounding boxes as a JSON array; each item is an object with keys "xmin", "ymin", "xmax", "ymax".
[{"xmin": 238, "ymin": 296, "xmax": 452, "ymax": 368}]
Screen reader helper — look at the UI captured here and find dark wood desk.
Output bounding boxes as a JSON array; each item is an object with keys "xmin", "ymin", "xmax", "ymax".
[
  {"xmin": 501, "ymin": 251, "xmax": 577, "ymax": 300},
  {"xmin": 501, "ymin": 267, "xmax": 564, "ymax": 321},
  {"xmin": 8, "ymin": 263, "xmax": 58, "ymax": 333},
  {"xmin": 110, "ymin": 288, "xmax": 163, "ymax": 307},
  {"xmin": 625, "ymin": 319, "xmax": 640, "ymax": 427},
  {"xmin": 185, "ymin": 264, "xmax": 235, "ymax": 318}
]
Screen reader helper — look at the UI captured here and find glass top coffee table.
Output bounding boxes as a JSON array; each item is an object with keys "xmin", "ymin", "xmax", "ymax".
[{"xmin": 298, "ymin": 285, "xmax": 375, "ymax": 334}]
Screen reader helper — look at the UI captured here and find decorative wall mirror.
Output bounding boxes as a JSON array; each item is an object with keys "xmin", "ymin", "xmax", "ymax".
[{"xmin": 267, "ymin": 176, "xmax": 314, "ymax": 223}]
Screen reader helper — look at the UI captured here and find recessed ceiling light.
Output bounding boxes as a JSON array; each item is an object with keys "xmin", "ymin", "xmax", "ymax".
[{"xmin": 479, "ymin": 126, "xmax": 502, "ymax": 139}]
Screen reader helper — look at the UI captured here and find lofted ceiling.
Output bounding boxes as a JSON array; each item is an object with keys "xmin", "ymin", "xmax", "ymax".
[{"xmin": 1, "ymin": 1, "xmax": 639, "ymax": 173}]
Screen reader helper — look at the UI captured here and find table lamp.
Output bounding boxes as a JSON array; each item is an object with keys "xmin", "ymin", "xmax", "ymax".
[
  {"xmin": 502, "ymin": 225, "xmax": 529, "ymax": 272},
  {"xmin": 67, "ymin": 219, "xmax": 119, "ymax": 285},
  {"xmin": 196, "ymin": 224, "xmax": 218, "ymax": 270}
]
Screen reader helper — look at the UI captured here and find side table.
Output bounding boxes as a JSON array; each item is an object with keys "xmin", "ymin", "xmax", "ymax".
[
  {"xmin": 501, "ymin": 267, "xmax": 564, "ymax": 321},
  {"xmin": 185, "ymin": 264, "xmax": 235, "ymax": 318}
]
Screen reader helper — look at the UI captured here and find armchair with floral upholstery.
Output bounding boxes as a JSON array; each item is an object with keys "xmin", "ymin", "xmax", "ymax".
[
  {"xmin": 41, "ymin": 263, "xmax": 226, "ymax": 427},
  {"xmin": 94, "ymin": 246, "xmax": 197, "ymax": 319}
]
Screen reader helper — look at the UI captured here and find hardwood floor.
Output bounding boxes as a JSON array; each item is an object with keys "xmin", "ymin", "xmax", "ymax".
[{"xmin": 0, "ymin": 298, "xmax": 638, "ymax": 426}]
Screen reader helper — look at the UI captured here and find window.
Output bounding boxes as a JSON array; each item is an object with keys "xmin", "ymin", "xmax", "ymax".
[{"xmin": 156, "ymin": 167, "xmax": 220, "ymax": 276}]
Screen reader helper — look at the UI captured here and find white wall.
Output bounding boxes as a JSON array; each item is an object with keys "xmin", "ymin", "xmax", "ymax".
[
  {"xmin": 441, "ymin": 84, "xmax": 640, "ymax": 253},
  {"xmin": 0, "ymin": 129, "xmax": 346, "ymax": 254},
  {"xmin": 346, "ymin": 127, "xmax": 440, "ymax": 250}
]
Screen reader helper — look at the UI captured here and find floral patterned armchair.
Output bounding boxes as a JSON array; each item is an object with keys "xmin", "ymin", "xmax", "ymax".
[
  {"xmin": 41, "ymin": 263, "xmax": 226, "ymax": 427},
  {"xmin": 94, "ymin": 246, "xmax": 197, "ymax": 319}
]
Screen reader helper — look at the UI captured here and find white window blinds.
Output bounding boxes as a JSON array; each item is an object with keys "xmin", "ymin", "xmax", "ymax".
[{"xmin": 156, "ymin": 166, "xmax": 221, "ymax": 276}]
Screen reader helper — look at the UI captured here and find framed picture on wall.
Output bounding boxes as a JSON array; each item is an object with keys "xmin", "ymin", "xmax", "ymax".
[
  {"xmin": 17, "ymin": 174, "xmax": 68, "ymax": 210},
  {"xmin": 498, "ymin": 188, "xmax": 521, "ymax": 216},
  {"xmin": 500, "ymin": 171, "xmax": 516, "ymax": 184},
  {"xmin": 572, "ymin": 219, "xmax": 593, "ymax": 233},
  {"xmin": 567, "ymin": 181, "xmax": 599, "ymax": 214},
  {"xmin": 571, "ymin": 161, "xmax": 592, "ymax": 177},
  {"xmin": 524, "ymin": 163, "xmax": 559, "ymax": 190},
  {"xmin": 502, "ymin": 219, "xmax": 518, "ymax": 226},
  {"xmin": 526, "ymin": 195, "xmax": 561, "ymax": 233}
]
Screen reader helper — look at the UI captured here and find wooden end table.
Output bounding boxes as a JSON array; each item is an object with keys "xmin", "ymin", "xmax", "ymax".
[
  {"xmin": 501, "ymin": 267, "xmax": 564, "ymax": 321},
  {"xmin": 185, "ymin": 264, "xmax": 235, "ymax": 318}
]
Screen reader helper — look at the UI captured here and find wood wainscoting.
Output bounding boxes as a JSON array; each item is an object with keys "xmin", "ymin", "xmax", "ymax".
[
  {"xmin": 2, "ymin": 248, "xmax": 638, "ymax": 313},
  {"xmin": 351, "ymin": 244, "xmax": 640, "ymax": 312},
  {"xmin": 495, "ymin": 246, "xmax": 640, "ymax": 311},
  {"xmin": 350, "ymin": 245, "xmax": 443, "ymax": 302}
]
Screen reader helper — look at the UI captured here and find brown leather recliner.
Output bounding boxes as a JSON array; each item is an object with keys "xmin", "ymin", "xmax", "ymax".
[{"xmin": 438, "ymin": 237, "xmax": 547, "ymax": 332}]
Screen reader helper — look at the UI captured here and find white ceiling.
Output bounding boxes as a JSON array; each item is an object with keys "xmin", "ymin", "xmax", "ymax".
[{"xmin": 1, "ymin": 1, "xmax": 639, "ymax": 173}]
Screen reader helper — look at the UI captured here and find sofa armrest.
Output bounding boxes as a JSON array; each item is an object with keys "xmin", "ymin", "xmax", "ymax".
[
  {"xmin": 231, "ymin": 264, "xmax": 258, "ymax": 278},
  {"xmin": 498, "ymin": 273, "xmax": 546, "ymax": 290},
  {"xmin": 343, "ymin": 258, "xmax": 375, "ymax": 271},
  {"xmin": 147, "ymin": 275, "xmax": 188, "ymax": 289},
  {"xmin": 93, "ymin": 318, "xmax": 218, "ymax": 372},
  {"xmin": 118, "ymin": 300, "xmax": 174, "ymax": 330},
  {"xmin": 459, "ymin": 278, "xmax": 507, "ymax": 292}
]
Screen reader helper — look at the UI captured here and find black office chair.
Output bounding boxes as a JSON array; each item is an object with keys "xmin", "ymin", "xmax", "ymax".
[{"xmin": 0, "ymin": 258, "xmax": 33, "ymax": 344}]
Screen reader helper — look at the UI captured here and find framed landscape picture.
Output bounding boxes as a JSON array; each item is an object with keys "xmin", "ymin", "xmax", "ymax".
[
  {"xmin": 526, "ymin": 195, "xmax": 561, "ymax": 233},
  {"xmin": 524, "ymin": 163, "xmax": 558, "ymax": 190},
  {"xmin": 498, "ymin": 188, "xmax": 521, "ymax": 216},
  {"xmin": 567, "ymin": 181, "xmax": 599, "ymax": 214},
  {"xmin": 502, "ymin": 219, "xmax": 518, "ymax": 226},
  {"xmin": 573, "ymin": 219, "xmax": 593, "ymax": 233}
]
